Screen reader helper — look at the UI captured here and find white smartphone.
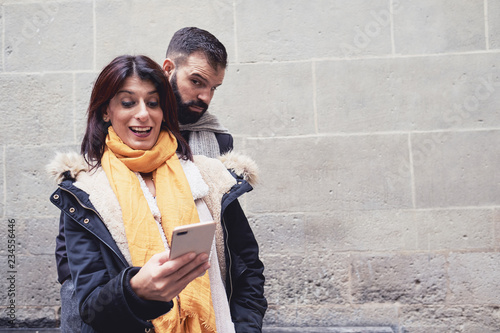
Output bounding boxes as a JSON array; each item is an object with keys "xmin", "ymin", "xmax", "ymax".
[{"xmin": 169, "ymin": 221, "xmax": 216, "ymax": 260}]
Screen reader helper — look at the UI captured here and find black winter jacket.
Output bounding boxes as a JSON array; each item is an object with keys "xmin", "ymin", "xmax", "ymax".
[{"xmin": 50, "ymin": 153, "xmax": 266, "ymax": 333}]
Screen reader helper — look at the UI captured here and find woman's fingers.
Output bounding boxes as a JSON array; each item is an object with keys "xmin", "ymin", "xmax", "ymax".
[{"xmin": 130, "ymin": 252, "xmax": 211, "ymax": 302}]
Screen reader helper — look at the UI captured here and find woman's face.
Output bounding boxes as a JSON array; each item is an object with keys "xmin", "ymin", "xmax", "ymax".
[{"xmin": 104, "ymin": 76, "xmax": 163, "ymax": 150}]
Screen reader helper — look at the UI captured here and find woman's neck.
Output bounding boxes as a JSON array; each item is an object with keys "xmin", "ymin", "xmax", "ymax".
[{"xmin": 140, "ymin": 172, "xmax": 156, "ymax": 197}]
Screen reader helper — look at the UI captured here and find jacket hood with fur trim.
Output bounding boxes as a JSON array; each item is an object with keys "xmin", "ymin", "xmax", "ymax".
[{"xmin": 47, "ymin": 151, "xmax": 258, "ymax": 187}]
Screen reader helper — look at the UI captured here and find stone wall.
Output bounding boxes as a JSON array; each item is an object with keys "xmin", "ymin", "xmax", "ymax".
[{"xmin": 0, "ymin": 1, "xmax": 499, "ymax": 332}]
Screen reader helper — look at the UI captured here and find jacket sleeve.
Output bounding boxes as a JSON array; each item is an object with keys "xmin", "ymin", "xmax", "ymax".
[
  {"xmin": 63, "ymin": 213, "xmax": 173, "ymax": 332},
  {"xmin": 223, "ymin": 199, "xmax": 267, "ymax": 333},
  {"xmin": 55, "ymin": 213, "xmax": 70, "ymax": 284}
]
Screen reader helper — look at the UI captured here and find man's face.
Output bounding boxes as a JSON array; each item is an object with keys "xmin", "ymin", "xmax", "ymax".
[{"xmin": 167, "ymin": 52, "xmax": 225, "ymax": 124}]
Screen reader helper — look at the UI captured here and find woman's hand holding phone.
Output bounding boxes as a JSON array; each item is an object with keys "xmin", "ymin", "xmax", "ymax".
[{"xmin": 130, "ymin": 250, "xmax": 210, "ymax": 302}]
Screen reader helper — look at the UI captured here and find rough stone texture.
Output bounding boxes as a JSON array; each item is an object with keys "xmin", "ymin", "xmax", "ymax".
[
  {"xmin": 95, "ymin": 0, "xmax": 235, "ymax": 68},
  {"xmin": 5, "ymin": 145, "xmax": 78, "ymax": 218},
  {"xmin": 0, "ymin": 148, "xmax": 4, "ymax": 217},
  {"xmin": 350, "ymin": 254, "xmax": 447, "ymax": 304},
  {"xmin": 316, "ymin": 54, "xmax": 500, "ymax": 134},
  {"xmin": 264, "ymin": 304, "xmax": 399, "ymax": 329},
  {"xmin": 263, "ymin": 328, "xmax": 395, "ymax": 333},
  {"xmin": 489, "ymin": 0, "xmax": 500, "ymax": 49},
  {"xmin": 245, "ymin": 135, "xmax": 413, "ymax": 213},
  {"xmin": 448, "ymin": 252, "xmax": 500, "ymax": 305},
  {"xmin": 495, "ymin": 209, "xmax": 500, "ymax": 249},
  {"xmin": 393, "ymin": 0, "xmax": 485, "ymax": 54},
  {"xmin": 1, "ymin": 1, "xmax": 499, "ymax": 331},
  {"xmin": 235, "ymin": 0, "xmax": 392, "ymax": 62},
  {"xmin": 74, "ymin": 72, "xmax": 99, "ymax": 142},
  {"xmin": 0, "ymin": 74, "xmax": 74, "ymax": 145},
  {"xmin": 4, "ymin": 1, "xmax": 93, "ymax": 72},
  {"xmin": 214, "ymin": 62, "xmax": 316, "ymax": 137},
  {"xmin": 399, "ymin": 305, "xmax": 500, "ymax": 333},
  {"xmin": 0, "ymin": 254, "xmax": 58, "ymax": 306},
  {"xmin": 295, "ymin": 209, "xmax": 497, "ymax": 253},
  {"xmin": 412, "ymin": 130, "xmax": 500, "ymax": 208},
  {"xmin": 261, "ymin": 253, "xmax": 350, "ymax": 307},
  {"xmin": 0, "ymin": 306, "xmax": 58, "ymax": 328}
]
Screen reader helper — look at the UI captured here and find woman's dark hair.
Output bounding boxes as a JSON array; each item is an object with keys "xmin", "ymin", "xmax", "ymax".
[{"xmin": 81, "ymin": 55, "xmax": 192, "ymax": 167}]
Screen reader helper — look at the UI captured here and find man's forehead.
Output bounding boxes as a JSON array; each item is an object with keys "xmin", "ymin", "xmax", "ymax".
[{"xmin": 180, "ymin": 52, "xmax": 225, "ymax": 82}]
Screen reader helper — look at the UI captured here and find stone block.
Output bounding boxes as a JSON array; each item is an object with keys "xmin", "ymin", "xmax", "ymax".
[
  {"xmin": 74, "ymin": 72, "xmax": 99, "ymax": 142},
  {"xmin": 264, "ymin": 304, "xmax": 398, "ymax": 329},
  {"xmin": 5, "ymin": 144, "xmax": 78, "ymax": 217},
  {"xmin": 249, "ymin": 213, "xmax": 307, "ymax": 256},
  {"xmin": 262, "ymin": 253, "xmax": 350, "ymax": 307},
  {"xmin": 399, "ymin": 305, "xmax": 500, "ymax": 333},
  {"xmin": 0, "ymin": 74, "xmax": 75, "ymax": 145},
  {"xmin": 213, "ymin": 62, "xmax": 316, "ymax": 137},
  {"xmin": 4, "ymin": 2, "xmax": 93, "ymax": 71},
  {"xmin": 393, "ymin": 0, "xmax": 485, "ymax": 54},
  {"xmin": 495, "ymin": 209, "xmax": 500, "ymax": 248},
  {"xmin": 95, "ymin": 0, "xmax": 234, "ymax": 68},
  {"xmin": 0, "ymin": 149, "xmax": 4, "ymax": 217},
  {"xmin": 0, "ymin": 254, "xmax": 59, "ymax": 307},
  {"xmin": 315, "ymin": 54, "xmax": 500, "ymax": 134},
  {"xmin": 235, "ymin": 0, "xmax": 392, "ymax": 62},
  {"xmin": 0, "ymin": 306, "xmax": 58, "ymax": 328},
  {"xmin": 244, "ymin": 135, "xmax": 412, "ymax": 213},
  {"xmin": 0, "ymin": 9, "xmax": 3, "ymax": 72},
  {"xmin": 412, "ymin": 130, "xmax": 500, "ymax": 207},
  {"xmin": 489, "ymin": 1, "xmax": 500, "ymax": 49},
  {"xmin": 448, "ymin": 252, "xmax": 500, "ymax": 305},
  {"xmin": 304, "ymin": 209, "xmax": 496, "ymax": 253},
  {"xmin": 351, "ymin": 254, "xmax": 447, "ymax": 304},
  {"xmin": 263, "ymin": 328, "xmax": 395, "ymax": 333}
]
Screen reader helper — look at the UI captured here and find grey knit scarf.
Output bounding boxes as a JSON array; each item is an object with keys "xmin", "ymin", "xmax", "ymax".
[{"xmin": 179, "ymin": 112, "xmax": 229, "ymax": 158}]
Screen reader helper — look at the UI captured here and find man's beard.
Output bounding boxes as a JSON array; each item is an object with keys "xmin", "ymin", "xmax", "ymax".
[{"xmin": 171, "ymin": 73, "xmax": 209, "ymax": 124}]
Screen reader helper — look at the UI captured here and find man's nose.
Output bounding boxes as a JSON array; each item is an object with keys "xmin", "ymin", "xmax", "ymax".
[{"xmin": 197, "ymin": 88, "xmax": 214, "ymax": 105}]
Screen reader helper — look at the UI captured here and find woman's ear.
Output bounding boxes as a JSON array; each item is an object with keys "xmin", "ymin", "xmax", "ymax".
[{"xmin": 102, "ymin": 109, "xmax": 110, "ymax": 122}]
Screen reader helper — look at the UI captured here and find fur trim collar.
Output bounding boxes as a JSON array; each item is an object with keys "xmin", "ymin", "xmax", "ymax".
[
  {"xmin": 219, "ymin": 151, "xmax": 259, "ymax": 186},
  {"xmin": 47, "ymin": 151, "xmax": 259, "ymax": 187}
]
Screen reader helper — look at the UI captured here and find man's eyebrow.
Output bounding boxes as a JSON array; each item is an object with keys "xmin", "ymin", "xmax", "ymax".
[{"xmin": 190, "ymin": 72, "xmax": 208, "ymax": 83}]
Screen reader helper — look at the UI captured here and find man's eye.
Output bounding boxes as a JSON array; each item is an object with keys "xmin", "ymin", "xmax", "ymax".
[
  {"xmin": 211, "ymin": 87, "xmax": 218, "ymax": 91},
  {"xmin": 122, "ymin": 101, "xmax": 134, "ymax": 107},
  {"xmin": 191, "ymin": 80, "xmax": 200, "ymax": 85}
]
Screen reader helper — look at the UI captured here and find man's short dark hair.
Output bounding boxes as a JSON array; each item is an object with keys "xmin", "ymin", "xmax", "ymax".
[{"xmin": 166, "ymin": 27, "xmax": 227, "ymax": 71}]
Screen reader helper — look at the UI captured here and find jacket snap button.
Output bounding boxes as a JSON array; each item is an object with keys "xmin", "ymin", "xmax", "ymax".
[
  {"xmin": 84, "ymin": 218, "xmax": 90, "ymax": 224},
  {"xmin": 69, "ymin": 207, "xmax": 75, "ymax": 213},
  {"xmin": 53, "ymin": 194, "xmax": 60, "ymax": 200}
]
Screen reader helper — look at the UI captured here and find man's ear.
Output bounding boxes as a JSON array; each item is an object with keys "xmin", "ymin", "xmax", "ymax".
[{"xmin": 163, "ymin": 58, "xmax": 175, "ymax": 78}]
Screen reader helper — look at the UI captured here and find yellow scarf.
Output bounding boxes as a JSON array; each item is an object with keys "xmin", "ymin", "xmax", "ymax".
[{"xmin": 101, "ymin": 127, "xmax": 216, "ymax": 333}]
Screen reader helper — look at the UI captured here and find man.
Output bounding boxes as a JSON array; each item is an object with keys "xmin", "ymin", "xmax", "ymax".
[
  {"xmin": 163, "ymin": 26, "xmax": 233, "ymax": 158},
  {"xmin": 56, "ymin": 27, "xmax": 266, "ymax": 333}
]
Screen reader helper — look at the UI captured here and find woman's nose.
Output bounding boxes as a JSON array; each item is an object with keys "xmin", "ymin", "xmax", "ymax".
[{"xmin": 135, "ymin": 101, "xmax": 149, "ymax": 121}]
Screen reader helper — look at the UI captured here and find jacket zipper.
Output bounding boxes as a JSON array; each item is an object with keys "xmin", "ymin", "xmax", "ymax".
[
  {"xmin": 222, "ymin": 215, "xmax": 234, "ymax": 304},
  {"xmin": 58, "ymin": 186, "xmax": 129, "ymax": 267}
]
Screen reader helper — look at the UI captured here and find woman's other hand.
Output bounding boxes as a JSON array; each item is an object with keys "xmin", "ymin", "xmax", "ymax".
[{"xmin": 129, "ymin": 251, "xmax": 210, "ymax": 302}]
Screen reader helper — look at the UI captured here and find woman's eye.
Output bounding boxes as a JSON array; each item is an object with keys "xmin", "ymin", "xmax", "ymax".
[
  {"xmin": 148, "ymin": 101, "xmax": 159, "ymax": 108},
  {"xmin": 121, "ymin": 101, "xmax": 134, "ymax": 107}
]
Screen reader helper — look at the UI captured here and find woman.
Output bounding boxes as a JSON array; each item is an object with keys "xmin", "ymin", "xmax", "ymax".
[{"xmin": 48, "ymin": 55, "xmax": 266, "ymax": 333}]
